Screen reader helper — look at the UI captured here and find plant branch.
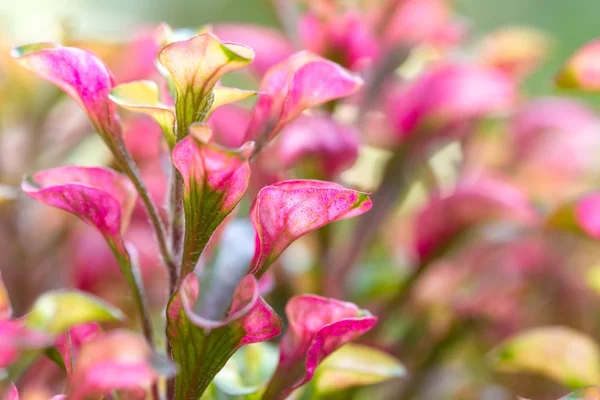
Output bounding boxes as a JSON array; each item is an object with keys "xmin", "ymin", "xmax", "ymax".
[
  {"xmin": 108, "ymin": 239, "xmax": 155, "ymax": 346},
  {"xmin": 397, "ymin": 319, "xmax": 477, "ymax": 400},
  {"xmin": 324, "ymin": 143, "xmax": 414, "ymax": 298},
  {"xmin": 113, "ymin": 137, "xmax": 178, "ymax": 294}
]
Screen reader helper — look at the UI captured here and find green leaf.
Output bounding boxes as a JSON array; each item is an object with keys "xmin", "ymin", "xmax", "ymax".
[
  {"xmin": 213, "ymin": 343, "xmax": 279, "ymax": 396},
  {"xmin": 315, "ymin": 344, "xmax": 406, "ymax": 394},
  {"xmin": 25, "ymin": 290, "xmax": 125, "ymax": 335},
  {"xmin": 167, "ymin": 274, "xmax": 281, "ymax": 400},
  {"xmin": 489, "ymin": 326, "xmax": 600, "ymax": 388}
]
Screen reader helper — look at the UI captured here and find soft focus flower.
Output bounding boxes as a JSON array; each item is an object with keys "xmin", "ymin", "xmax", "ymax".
[
  {"xmin": 68, "ymin": 330, "xmax": 175, "ymax": 399},
  {"xmin": 386, "ymin": 63, "xmax": 515, "ymax": 142},
  {"xmin": 380, "ymin": 0, "xmax": 453, "ymax": 45},
  {"xmin": 123, "ymin": 115, "xmax": 165, "ymax": 162},
  {"xmin": 208, "ymin": 104, "xmax": 252, "ymax": 147},
  {"xmin": 276, "ymin": 114, "xmax": 360, "ymax": 178},
  {"xmin": 112, "ymin": 24, "xmax": 170, "ymax": 84},
  {"xmin": 477, "ymin": 26, "xmax": 551, "ymax": 80},
  {"xmin": 556, "ymin": 38, "xmax": 600, "ymax": 91},
  {"xmin": 262, "ymin": 295, "xmax": 377, "ymax": 399},
  {"xmin": 298, "ymin": 11, "xmax": 379, "ymax": 70},
  {"xmin": 574, "ymin": 193, "xmax": 600, "ymax": 240},
  {"xmin": 414, "ymin": 174, "xmax": 537, "ymax": 261},
  {"xmin": 249, "ymin": 180, "xmax": 372, "ymax": 277},
  {"xmin": 509, "ymin": 97, "xmax": 600, "ymax": 202}
]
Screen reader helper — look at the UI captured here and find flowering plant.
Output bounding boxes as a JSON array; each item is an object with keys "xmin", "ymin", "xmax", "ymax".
[{"xmin": 3, "ymin": 1, "xmax": 600, "ymax": 399}]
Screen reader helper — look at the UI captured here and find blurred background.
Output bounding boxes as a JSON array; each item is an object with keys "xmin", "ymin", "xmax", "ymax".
[
  {"xmin": 4, "ymin": 1, "xmax": 600, "ymax": 399},
  {"xmin": 2, "ymin": 0, "xmax": 599, "ymax": 97}
]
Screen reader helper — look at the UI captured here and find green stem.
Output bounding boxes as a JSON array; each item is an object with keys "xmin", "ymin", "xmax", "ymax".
[
  {"xmin": 167, "ymin": 162, "xmax": 184, "ymax": 294},
  {"xmin": 108, "ymin": 238, "xmax": 158, "ymax": 400},
  {"xmin": 108, "ymin": 238, "xmax": 155, "ymax": 346},
  {"xmin": 111, "ymin": 136, "xmax": 178, "ymax": 294}
]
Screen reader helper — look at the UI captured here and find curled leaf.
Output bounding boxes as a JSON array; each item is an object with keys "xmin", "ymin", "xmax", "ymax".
[
  {"xmin": 109, "ymin": 80, "xmax": 176, "ymax": 147},
  {"xmin": 249, "ymin": 180, "xmax": 372, "ymax": 277},
  {"xmin": 210, "ymin": 86, "xmax": 257, "ymax": 117},
  {"xmin": 315, "ymin": 344, "xmax": 405, "ymax": 394},
  {"xmin": 490, "ymin": 326, "xmax": 600, "ymax": 388},
  {"xmin": 245, "ymin": 51, "xmax": 363, "ymax": 148},
  {"xmin": 167, "ymin": 274, "xmax": 281, "ymax": 399},
  {"xmin": 159, "ymin": 33, "xmax": 254, "ymax": 129},
  {"xmin": 22, "ymin": 166, "xmax": 137, "ymax": 239},
  {"xmin": 172, "ymin": 128, "xmax": 253, "ymax": 275},
  {"xmin": 263, "ymin": 295, "xmax": 377, "ymax": 399},
  {"xmin": 26, "ymin": 291, "xmax": 122, "ymax": 335},
  {"xmin": 11, "ymin": 43, "xmax": 121, "ymax": 138},
  {"xmin": 69, "ymin": 330, "xmax": 176, "ymax": 399}
]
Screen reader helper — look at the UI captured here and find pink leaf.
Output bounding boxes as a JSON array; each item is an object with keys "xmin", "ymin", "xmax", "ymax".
[
  {"xmin": 172, "ymin": 127, "xmax": 253, "ymax": 274},
  {"xmin": 69, "ymin": 330, "xmax": 175, "ymax": 400},
  {"xmin": 22, "ymin": 166, "xmax": 137, "ymax": 239},
  {"xmin": 244, "ymin": 51, "xmax": 363, "ymax": 146},
  {"xmin": 249, "ymin": 180, "xmax": 372, "ymax": 277},
  {"xmin": 11, "ymin": 43, "xmax": 121, "ymax": 137},
  {"xmin": 263, "ymin": 295, "xmax": 377, "ymax": 399}
]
